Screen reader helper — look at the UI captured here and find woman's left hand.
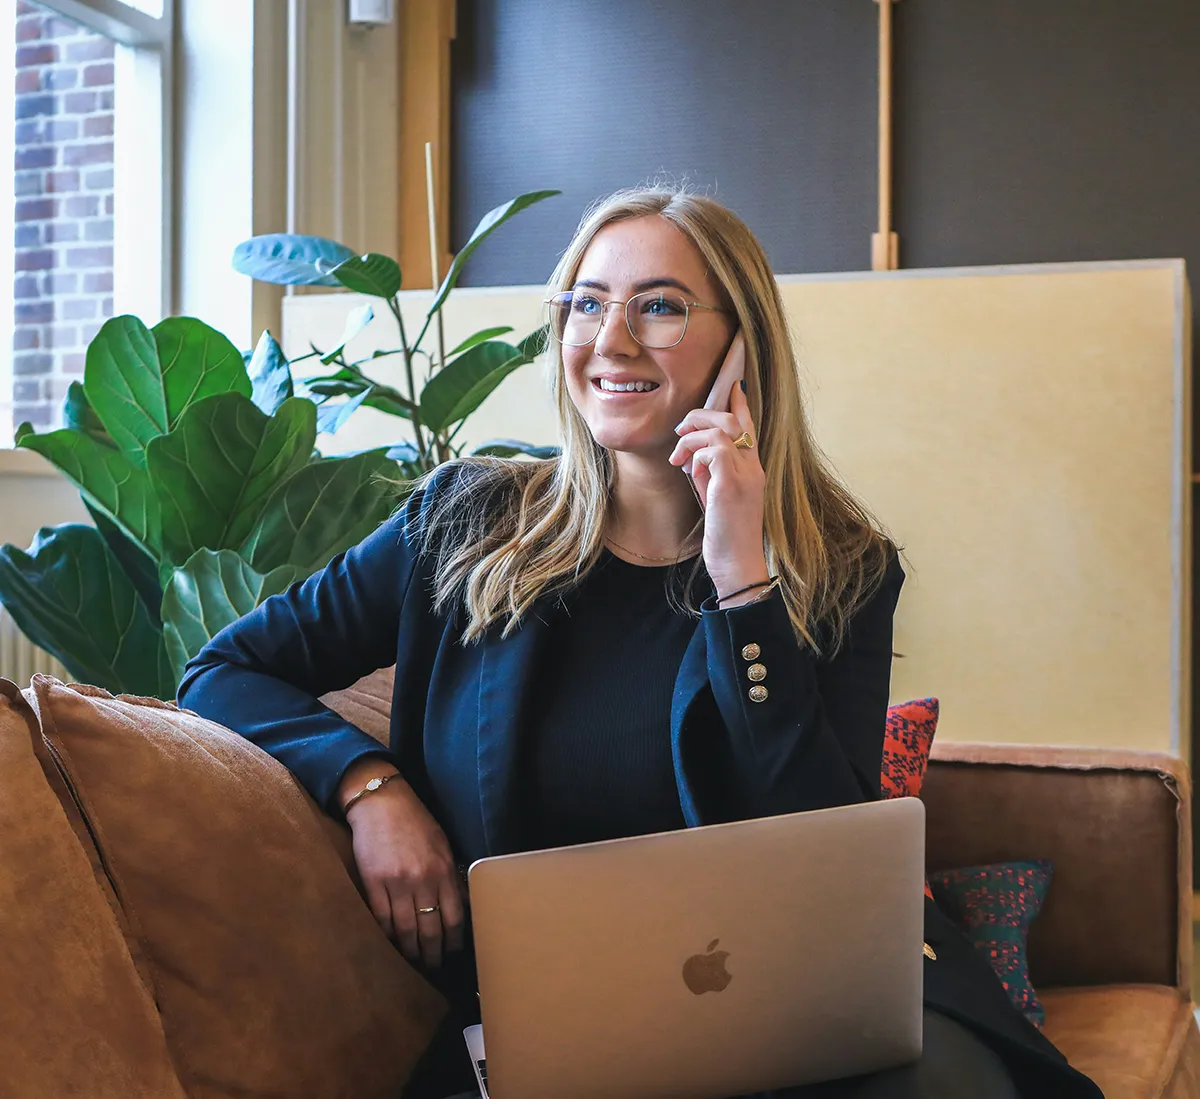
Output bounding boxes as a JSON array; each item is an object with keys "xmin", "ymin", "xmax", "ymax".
[{"xmin": 668, "ymin": 381, "xmax": 769, "ymax": 600}]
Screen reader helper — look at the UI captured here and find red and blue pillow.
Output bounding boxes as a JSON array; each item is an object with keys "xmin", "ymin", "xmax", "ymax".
[
  {"xmin": 879, "ymin": 699, "xmax": 1052, "ymax": 1029},
  {"xmin": 928, "ymin": 860, "xmax": 1054, "ymax": 1030},
  {"xmin": 879, "ymin": 698, "xmax": 939, "ymax": 898}
]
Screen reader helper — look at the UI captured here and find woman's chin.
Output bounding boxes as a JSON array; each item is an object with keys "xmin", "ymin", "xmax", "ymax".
[{"xmin": 592, "ymin": 430, "xmax": 672, "ymax": 460}]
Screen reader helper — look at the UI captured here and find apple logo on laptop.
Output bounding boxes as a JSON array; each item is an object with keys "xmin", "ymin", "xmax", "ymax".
[{"xmin": 683, "ymin": 939, "xmax": 732, "ymax": 995}]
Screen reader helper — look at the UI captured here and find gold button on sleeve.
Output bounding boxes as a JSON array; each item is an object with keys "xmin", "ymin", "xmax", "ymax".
[
  {"xmin": 741, "ymin": 643, "xmax": 761, "ymax": 661},
  {"xmin": 748, "ymin": 685, "xmax": 769, "ymax": 703},
  {"xmin": 747, "ymin": 663, "xmax": 767, "ymax": 682}
]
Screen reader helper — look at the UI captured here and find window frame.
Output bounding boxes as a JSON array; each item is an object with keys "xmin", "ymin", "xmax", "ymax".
[
  {"xmin": 0, "ymin": 0, "xmax": 174, "ymax": 447},
  {"xmin": 41, "ymin": 0, "xmax": 174, "ymax": 320}
]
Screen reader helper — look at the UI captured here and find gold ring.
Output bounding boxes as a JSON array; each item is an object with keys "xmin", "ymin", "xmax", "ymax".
[
  {"xmin": 733, "ymin": 431, "xmax": 754, "ymax": 450},
  {"xmin": 416, "ymin": 905, "xmax": 440, "ymax": 915}
]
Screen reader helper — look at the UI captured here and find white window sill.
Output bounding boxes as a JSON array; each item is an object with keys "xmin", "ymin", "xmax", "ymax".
[{"xmin": 0, "ymin": 447, "xmax": 61, "ymax": 476}]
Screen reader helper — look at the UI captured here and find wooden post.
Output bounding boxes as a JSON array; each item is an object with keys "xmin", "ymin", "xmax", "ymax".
[
  {"xmin": 399, "ymin": 0, "xmax": 455, "ymax": 288},
  {"xmin": 872, "ymin": 0, "xmax": 900, "ymax": 271}
]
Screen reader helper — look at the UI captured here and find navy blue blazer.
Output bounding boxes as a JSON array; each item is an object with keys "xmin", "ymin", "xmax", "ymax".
[
  {"xmin": 178, "ymin": 468, "xmax": 1099, "ymax": 1098},
  {"xmin": 178, "ymin": 469, "xmax": 901, "ymax": 858}
]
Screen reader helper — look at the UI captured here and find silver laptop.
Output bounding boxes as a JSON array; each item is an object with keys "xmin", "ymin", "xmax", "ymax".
[{"xmin": 464, "ymin": 797, "xmax": 925, "ymax": 1099}]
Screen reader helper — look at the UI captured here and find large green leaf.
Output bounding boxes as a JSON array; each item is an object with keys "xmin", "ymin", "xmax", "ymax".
[
  {"xmin": 161, "ymin": 549, "xmax": 300, "ymax": 683},
  {"xmin": 84, "ymin": 316, "xmax": 251, "ymax": 461},
  {"xmin": 146, "ymin": 394, "xmax": 317, "ymax": 566},
  {"xmin": 429, "ymin": 190, "xmax": 559, "ymax": 316},
  {"xmin": 248, "ymin": 331, "xmax": 293, "ymax": 414},
  {"xmin": 62, "ymin": 380, "xmax": 113, "ymax": 443},
  {"xmin": 232, "ymin": 233, "xmax": 356, "ymax": 287},
  {"xmin": 17, "ymin": 427, "xmax": 161, "ymax": 554},
  {"xmin": 419, "ymin": 337, "xmax": 540, "ymax": 434},
  {"xmin": 83, "ymin": 500, "xmax": 162, "ymax": 627},
  {"xmin": 331, "ymin": 253, "xmax": 402, "ymax": 299},
  {"xmin": 0, "ymin": 524, "xmax": 174, "ymax": 698},
  {"xmin": 239, "ymin": 450, "xmax": 400, "ymax": 576},
  {"xmin": 82, "ymin": 316, "xmax": 163, "ymax": 459},
  {"xmin": 154, "ymin": 316, "xmax": 251, "ymax": 419}
]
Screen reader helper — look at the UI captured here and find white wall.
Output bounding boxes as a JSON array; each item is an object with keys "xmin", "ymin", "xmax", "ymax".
[{"xmin": 0, "ymin": 452, "xmax": 89, "ymax": 549}]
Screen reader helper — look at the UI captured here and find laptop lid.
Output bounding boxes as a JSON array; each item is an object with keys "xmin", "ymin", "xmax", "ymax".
[{"xmin": 468, "ymin": 797, "xmax": 925, "ymax": 1099}]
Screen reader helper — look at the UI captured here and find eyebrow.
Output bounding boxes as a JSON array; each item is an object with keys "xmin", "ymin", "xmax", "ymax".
[{"xmin": 573, "ymin": 276, "xmax": 697, "ymax": 296}]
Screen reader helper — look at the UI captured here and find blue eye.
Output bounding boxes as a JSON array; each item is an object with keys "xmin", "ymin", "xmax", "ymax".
[
  {"xmin": 571, "ymin": 294, "xmax": 602, "ymax": 315},
  {"xmin": 640, "ymin": 294, "xmax": 685, "ymax": 316}
]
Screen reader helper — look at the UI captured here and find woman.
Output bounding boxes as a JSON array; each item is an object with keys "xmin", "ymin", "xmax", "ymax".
[{"xmin": 178, "ymin": 188, "xmax": 1099, "ymax": 1099}]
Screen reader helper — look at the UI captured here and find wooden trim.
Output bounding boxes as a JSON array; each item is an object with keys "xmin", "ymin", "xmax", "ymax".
[
  {"xmin": 872, "ymin": 0, "xmax": 899, "ymax": 271},
  {"xmin": 398, "ymin": 0, "xmax": 456, "ymax": 290}
]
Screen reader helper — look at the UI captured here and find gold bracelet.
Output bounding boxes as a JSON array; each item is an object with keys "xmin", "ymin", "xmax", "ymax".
[
  {"xmin": 716, "ymin": 575, "xmax": 780, "ymax": 606},
  {"xmin": 342, "ymin": 772, "xmax": 397, "ymax": 815},
  {"xmin": 746, "ymin": 576, "xmax": 783, "ymax": 603}
]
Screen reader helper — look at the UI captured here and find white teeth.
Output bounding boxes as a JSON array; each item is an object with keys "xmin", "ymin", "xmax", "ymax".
[{"xmin": 598, "ymin": 379, "xmax": 659, "ymax": 392}]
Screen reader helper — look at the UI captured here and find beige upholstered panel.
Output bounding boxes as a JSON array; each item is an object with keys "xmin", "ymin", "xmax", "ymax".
[{"xmin": 284, "ymin": 259, "xmax": 1191, "ymax": 754}]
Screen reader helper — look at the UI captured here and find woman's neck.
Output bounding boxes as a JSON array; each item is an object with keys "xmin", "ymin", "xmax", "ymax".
[{"xmin": 605, "ymin": 451, "xmax": 702, "ymax": 561}]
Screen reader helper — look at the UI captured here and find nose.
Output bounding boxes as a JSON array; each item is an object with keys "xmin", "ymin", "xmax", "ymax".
[{"xmin": 593, "ymin": 301, "xmax": 638, "ymax": 358}]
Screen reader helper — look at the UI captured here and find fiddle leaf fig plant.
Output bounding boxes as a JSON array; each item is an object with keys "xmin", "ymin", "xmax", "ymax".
[
  {"xmin": 0, "ymin": 189, "xmax": 561, "ymax": 700},
  {"xmin": 231, "ymin": 187, "xmax": 561, "ymax": 469},
  {"xmin": 0, "ymin": 316, "xmax": 407, "ymax": 700}
]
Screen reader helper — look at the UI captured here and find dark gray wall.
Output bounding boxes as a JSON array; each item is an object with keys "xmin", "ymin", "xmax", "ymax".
[
  {"xmin": 893, "ymin": 0, "xmax": 1200, "ymax": 272},
  {"xmin": 451, "ymin": 0, "xmax": 878, "ymax": 285}
]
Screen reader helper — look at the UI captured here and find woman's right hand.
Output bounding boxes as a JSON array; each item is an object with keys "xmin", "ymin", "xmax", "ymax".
[{"xmin": 338, "ymin": 759, "xmax": 466, "ymax": 970}]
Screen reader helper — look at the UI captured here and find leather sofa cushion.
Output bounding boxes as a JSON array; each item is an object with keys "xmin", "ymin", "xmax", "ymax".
[
  {"xmin": 1041, "ymin": 985, "xmax": 1200, "ymax": 1099},
  {"xmin": 321, "ymin": 664, "xmax": 394, "ymax": 746},
  {"xmin": 23, "ymin": 674, "xmax": 446, "ymax": 1099},
  {"xmin": 0, "ymin": 680, "xmax": 186, "ymax": 1098},
  {"xmin": 923, "ymin": 749, "xmax": 1186, "ymax": 989}
]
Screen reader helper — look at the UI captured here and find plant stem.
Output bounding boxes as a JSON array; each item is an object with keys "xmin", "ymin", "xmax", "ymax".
[{"xmin": 389, "ymin": 297, "xmax": 429, "ymax": 465}]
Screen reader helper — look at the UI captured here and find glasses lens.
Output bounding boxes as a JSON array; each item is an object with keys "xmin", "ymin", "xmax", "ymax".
[
  {"xmin": 627, "ymin": 292, "xmax": 688, "ymax": 348},
  {"xmin": 547, "ymin": 291, "xmax": 603, "ymax": 346}
]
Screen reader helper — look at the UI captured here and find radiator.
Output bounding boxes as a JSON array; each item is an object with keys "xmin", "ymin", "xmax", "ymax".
[{"xmin": 0, "ymin": 604, "xmax": 68, "ymax": 686}]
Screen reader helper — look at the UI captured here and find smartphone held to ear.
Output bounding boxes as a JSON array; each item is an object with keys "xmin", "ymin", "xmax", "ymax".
[
  {"xmin": 704, "ymin": 332, "xmax": 746, "ymax": 415},
  {"xmin": 682, "ymin": 334, "xmax": 747, "ymax": 485}
]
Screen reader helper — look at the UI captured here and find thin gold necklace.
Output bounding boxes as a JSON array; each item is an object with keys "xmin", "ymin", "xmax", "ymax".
[{"xmin": 604, "ymin": 534, "xmax": 701, "ymax": 564}]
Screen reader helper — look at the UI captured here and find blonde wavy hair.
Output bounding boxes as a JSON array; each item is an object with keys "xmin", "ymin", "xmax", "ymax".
[{"xmin": 414, "ymin": 186, "xmax": 895, "ymax": 652}]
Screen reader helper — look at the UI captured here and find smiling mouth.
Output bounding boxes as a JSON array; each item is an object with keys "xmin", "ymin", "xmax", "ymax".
[{"xmin": 593, "ymin": 379, "xmax": 660, "ymax": 393}]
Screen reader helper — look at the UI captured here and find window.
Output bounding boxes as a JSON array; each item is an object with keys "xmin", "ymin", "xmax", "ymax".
[{"xmin": 0, "ymin": 0, "xmax": 171, "ymax": 440}]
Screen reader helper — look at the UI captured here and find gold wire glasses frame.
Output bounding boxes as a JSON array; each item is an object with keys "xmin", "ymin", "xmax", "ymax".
[{"xmin": 543, "ymin": 290, "xmax": 730, "ymax": 349}]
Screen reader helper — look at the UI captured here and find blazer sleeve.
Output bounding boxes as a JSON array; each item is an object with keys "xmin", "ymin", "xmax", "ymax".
[
  {"xmin": 176, "ymin": 481, "xmax": 436, "ymax": 815},
  {"xmin": 701, "ymin": 553, "xmax": 904, "ymax": 817}
]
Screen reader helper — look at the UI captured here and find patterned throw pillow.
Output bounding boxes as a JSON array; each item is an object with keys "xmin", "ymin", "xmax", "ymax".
[
  {"xmin": 880, "ymin": 698, "xmax": 939, "ymax": 898},
  {"xmin": 881, "ymin": 697, "xmax": 939, "ymax": 800},
  {"xmin": 928, "ymin": 860, "xmax": 1054, "ymax": 1029}
]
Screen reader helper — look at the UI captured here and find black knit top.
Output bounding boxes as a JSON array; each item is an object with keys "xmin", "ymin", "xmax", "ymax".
[{"xmin": 519, "ymin": 550, "xmax": 698, "ymax": 850}]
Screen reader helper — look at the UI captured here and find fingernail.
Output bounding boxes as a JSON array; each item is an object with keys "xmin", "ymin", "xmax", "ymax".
[
  {"xmin": 674, "ymin": 421, "xmax": 686, "ymax": 433},
  {"xmin": 739, "ymin": 379, "xmax": 747, "ymax": 394}
]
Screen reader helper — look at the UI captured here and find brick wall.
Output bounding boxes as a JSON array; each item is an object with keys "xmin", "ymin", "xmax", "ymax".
[{"xmin": 12, "ymin": 0, "xmax": 114, "ymax": 430}]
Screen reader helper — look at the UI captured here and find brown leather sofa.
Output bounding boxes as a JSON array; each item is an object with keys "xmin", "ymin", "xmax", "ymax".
[
  {"xmin": 325, "ymin": 671, "xmax": 1200, "ymax": 1099},
  {"xmin": 924, "ymin": 741, "xmax": 1199, "ymax": 1099}
]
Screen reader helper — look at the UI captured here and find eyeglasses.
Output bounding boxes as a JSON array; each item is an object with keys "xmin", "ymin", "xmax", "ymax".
[{"xmin": 544, "ymin": 290, "xmax": 728, "ymax": 349}]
